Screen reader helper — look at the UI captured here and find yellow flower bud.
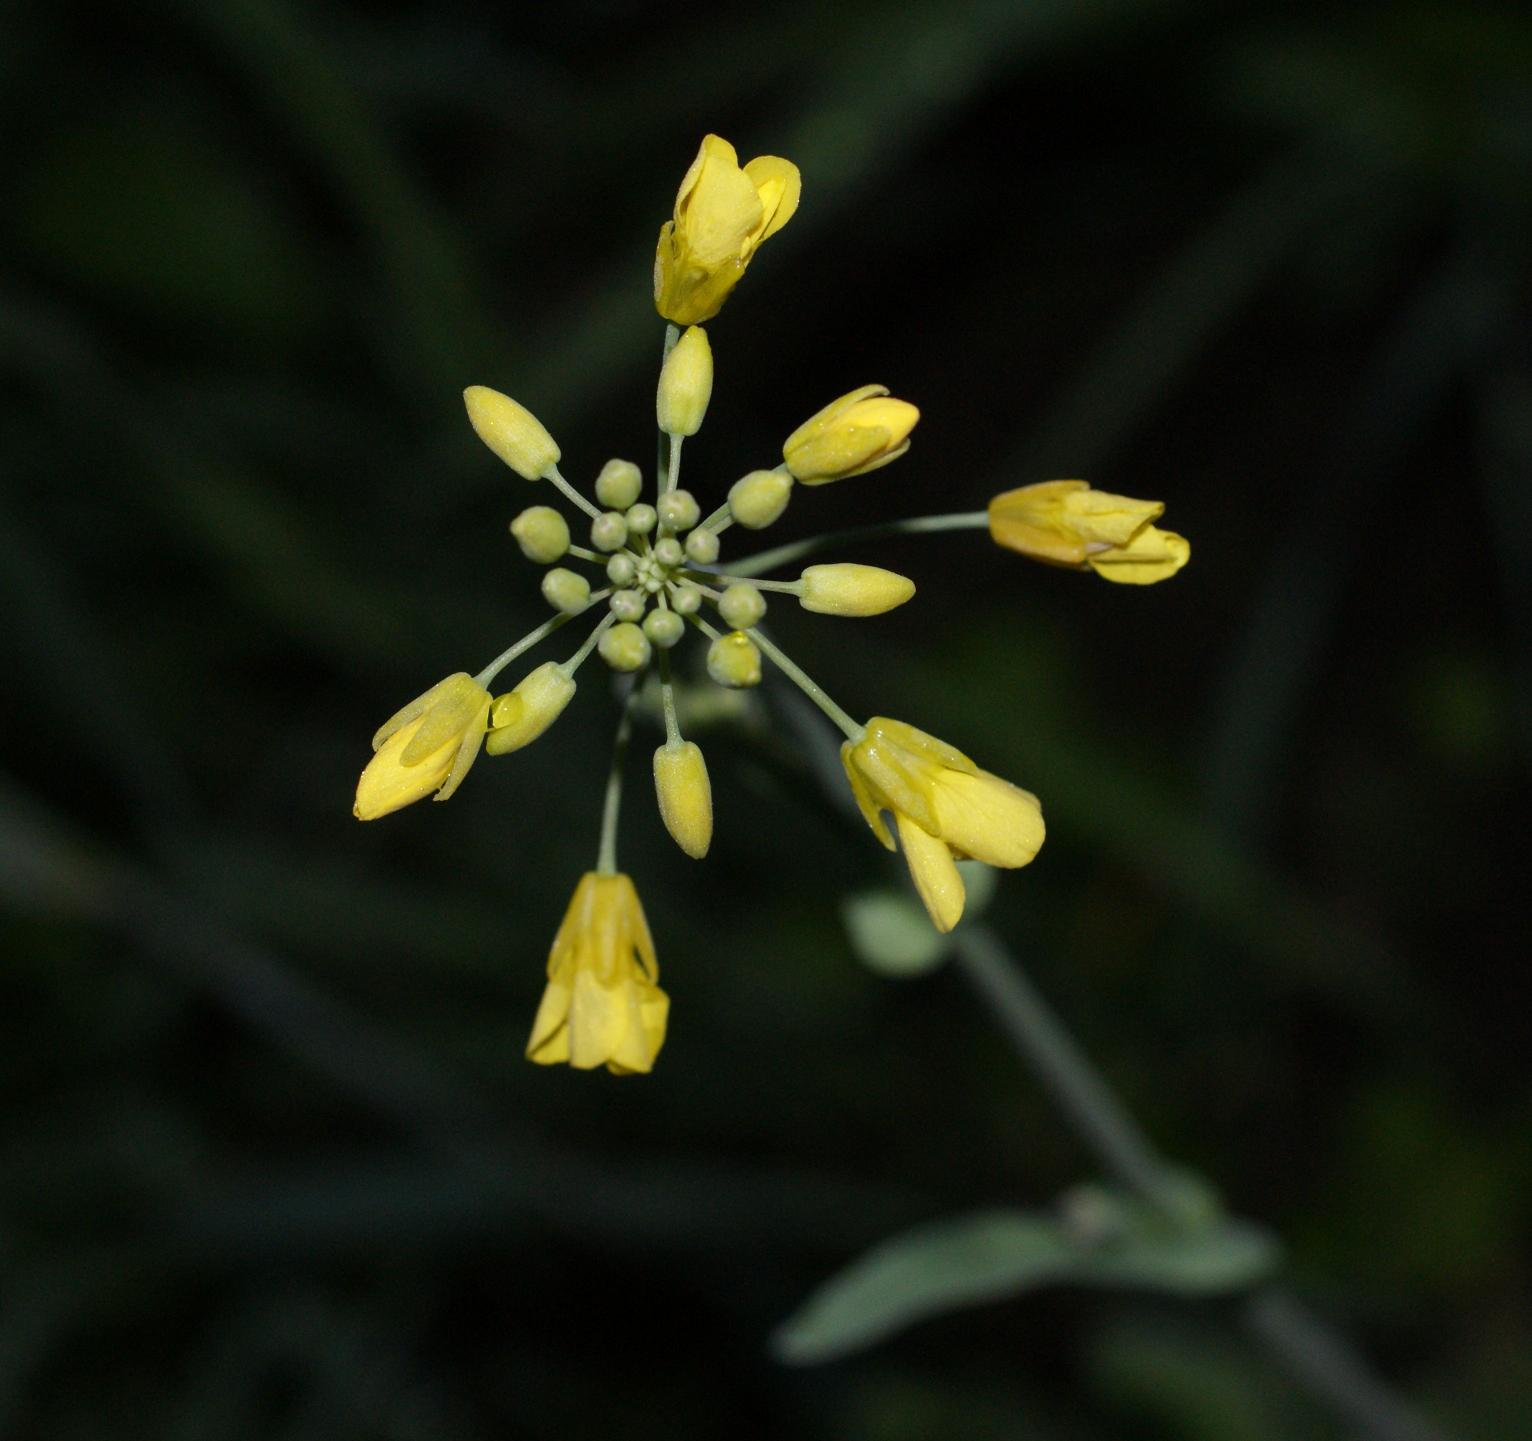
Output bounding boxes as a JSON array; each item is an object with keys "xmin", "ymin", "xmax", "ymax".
[
  {"xmin": 354, "ymin": 673, "xmax": 491, "ymax": 819},
  {"xmin": 541, "ymin": 567, "xmax": 590, "ymax": 613},
  {"xmin": 600, "ymin": 621, "xmax": 651, "ymax": 673},
  {"xmin": 658, "ymin": 489, "xmax": 700, "ymax": 532},
  {"xmin": 643, "ymin": 608, "xmax": 685, "ymax": 648},
  {"xmin": 527, "ymin": 872, "xmax": 668, "ymax": 1074},
  {"xmin": 782, "ymin": 385, "xmax": 920, "ymax": 484},
  {"xmin": 653, "ymin": 740, "xmax": 713, "ymax": 859},
  {"xmin": 595, "ymin": 458, "xmax": 643, "ymax": 510},
  {"xmin": 799, "ymin": 563, "xmax": 915, "ymax": 617},
  {"xmin": 842, "ymin": 717, "xmax": 1045, "ymax": 933},
  {"xmin": 653, "ymin": 135, "xmax": 801, "ymax": 325},
  {"xmin": 718, "ymin": 582, "xmax": 765, "ymax": 629},
  {"xmin": 987, "ymin": 480, "xmax": 1189, "ymax": 585},
  {"xmin": 463, "ymin": 385, "xmax": 560, "ymax": 481},
  {"xmin": 509, "ymin": 505, "xmax": 570, "ymax": 564},
  {"xmin": 707, "ymin": 630, "xmax": 761, "ymax": 688},
  {"xmin": 485, "ymin": 661, "xmax": 576, "ymax": 756},
  {"xmin": 656, "ymin": 325, "xmax": 714, "ymax": 437},
  {"xmin": 728, "ymin": 468, "xmax": 793, "ymax": 529},
  {"xmin": 684, "ymin": 528, "xmax": 719, "ymax": 564}
]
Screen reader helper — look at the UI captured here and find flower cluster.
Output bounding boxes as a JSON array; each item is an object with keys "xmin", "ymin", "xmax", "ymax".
[{"xmin": 353, "ymin": 134, "xmax": 1189, "ymax": 1074}]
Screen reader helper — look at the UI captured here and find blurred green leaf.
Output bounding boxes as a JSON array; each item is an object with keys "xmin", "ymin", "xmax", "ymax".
[
  {"xmin": 842, "ymin": 891, "xmax": 949, "ymax": 978},
  {"xmin": 774, "ymin": 1206, "xmax": 1279, "ymax": 1363}
]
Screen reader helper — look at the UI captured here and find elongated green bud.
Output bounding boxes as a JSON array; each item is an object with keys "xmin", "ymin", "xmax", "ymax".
[
  {"xmin": 728, "ymin": 469, "xmax": 792, "ymax": 529},
  {"xmin": 656, "ymin": 325, "xmax": 714, "ymax": 437},
  {"xmin": 654, "ymin": 740, "xmax": 713, "ymax": 858},
  {"xmin": 486, "ymin": 662, "xmax": 576, "ymax": 755},
  {"xmin": 799, "ymin": 563, "xmax": 915, "ymax": 616},
  {"xmin": 464, "ymin": 386, "xmax": 560, "ymax": 480}
]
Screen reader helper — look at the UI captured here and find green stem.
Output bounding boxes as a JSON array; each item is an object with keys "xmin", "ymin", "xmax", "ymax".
[
  {"xmin": 564, "ymin": 610, "xmax": 617, "ymax": 673},
  {"xmin": 657, "ymin": 648, "xmax": 681, "ymax": 746},
  {"xmin": 746, "ymin": 627, "xmax": 862, "ymax": 741},
  {"xmin": 954, "ymin": 927, "xmax": 1186, "ymax": 1209},
  {"xmin": 545, "ymin": 463, "xmax": 602, "ymax": 520},
  {"xmin": 698, "ymin": 502, "xmax": 734, "ymax": 534},
  {"xmin": 953, "ymin": 925, "xmax": 1453, "ymax": 1441},
  {"xmin": 473, "ymin": 594, "xmax": 612, "ymax": 687},
  {"xmin": 729, "ymin": 511, "xmax": 988, "ymax": 577},
  {"xmin": 594, "ymin": 684, "xmax": 637, "ymax": 875}
]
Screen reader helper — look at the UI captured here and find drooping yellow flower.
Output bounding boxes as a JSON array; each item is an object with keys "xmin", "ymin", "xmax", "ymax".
[
  {"xmin": 653, "ymin": 135, "xmax": 801, "ymax": 325},
  {"xmin": 842, "ymin": 718, "xmax": 1044, "ymax": 933},
  {"xmin": 527, "ymin": 872, "xmax": 670, "ymax": 1074},
  {"xmin": 354, "ymin": 673, "xmax": 492, "ymax": 820},
  {"xmin": 987, "ymin": 480, "xmax": 1189, "ymax": 585},
  {"xmin": 783, "ymin": 385, "xmax": 920, "ymax": 484}
]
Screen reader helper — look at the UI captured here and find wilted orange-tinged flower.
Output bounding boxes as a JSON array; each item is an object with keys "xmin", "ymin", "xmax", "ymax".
[
  {"xmin": 842, "ymin": 718, "xmax": 1045, "ymax": 933},
  {"xmin": 987, "ymin": 480, "xmax": 1188, "ymax": 585},
  {"xmin": 653, "ymin": 135, "xmax": 801, "ymax": 325},
  {"xmin": 527, "ymin": 872, "xmax": 669, "ymax": 1074}
]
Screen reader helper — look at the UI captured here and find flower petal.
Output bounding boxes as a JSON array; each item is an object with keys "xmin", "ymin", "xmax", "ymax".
[
  {"xmin": 931, "ymin": 769, "xmax": 1045, "ymax": 869},
  {"xmin": 896, "ymin": 812, "xmax": 965, "ymax": 933}
]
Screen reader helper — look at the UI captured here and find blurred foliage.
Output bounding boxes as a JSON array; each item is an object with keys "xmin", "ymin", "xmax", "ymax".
[{"xmin": 2, "ymin": 0, "xmax": 1529, "ymax": 1437}]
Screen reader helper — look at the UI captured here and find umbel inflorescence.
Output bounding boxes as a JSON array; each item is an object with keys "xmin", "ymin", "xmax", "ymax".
[{"xmin": 353, "ymin": 134, "xmax": 1189, "ymax": 1074}]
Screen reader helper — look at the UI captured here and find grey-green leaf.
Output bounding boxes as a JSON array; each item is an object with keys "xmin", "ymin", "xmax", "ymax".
[
  {"xmin": 774, "ymin": 1211, "xmax": 1074, "ymax": 1362},
  {"xmin": 774, "ymin": 1209, "xmax": 1281, "ymax": 1364}
]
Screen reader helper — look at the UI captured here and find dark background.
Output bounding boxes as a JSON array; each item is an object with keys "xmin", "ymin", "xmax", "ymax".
[{"xmin": 2, "ymin": 0, "xmax": 1529, "ymax": 1436}]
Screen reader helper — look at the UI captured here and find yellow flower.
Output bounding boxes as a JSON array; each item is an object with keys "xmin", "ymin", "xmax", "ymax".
[
  {"xmin": 653, "ymin": 135, "xmax": 801, "ymax": 325},
  {"xmin": 354, "ymin": 674, "xmax": 492, "ymax": 820},
  {"xmin": 527, "ymin": 872, "xmax": 670, "ymax": 1075},
  {"xmin": 783, "ymin": 385, "xmax": 920, "ymax": 484},
  {"xmin": 987, "ymin": 480, "xmax": 1189, "ymax": 585},
  {"xmin": 842, "ymin": 718, "xmax": 1044, "ymax": 933}
]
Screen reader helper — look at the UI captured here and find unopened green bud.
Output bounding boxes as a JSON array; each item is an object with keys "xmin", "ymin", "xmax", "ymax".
[
  {"xmin": 684, "ymin": 529, "xmax": 720, "ymax": 565},
  {"xmin": 463, "ymin": 385, "xmax": 560, "ymax": 480},
  {"xmin": 656, "ymin": 325, "xmax": 714, "ymax": 437},
  {"xmin": 591, "ymin": 511, "xmax": 628, "ymax": 552},
  {"xmin": 610, "ymin": 589, "xmax": 647, "ymax": 622},
  {"xmin": 670, "ymin": 583, "xmax": 702, "ymax": 615},
  {"xmin": 606, "ymin": 553, "xmax": 638, "ymax": 587},
  {"xmin": 643, "ymin": 608, "xmax": 685, "ymax": 649},
  {"xmin": 509, "ymin": 505, "xmax": 570, "ymax": 564},
  {"xmin": 658, "ymin": 489, "xmax": 700, "ymax": 532},
  {"xmin": 626, "ymin": 502, "xmax": 658, "ymax": 536},
  {"xmin": 799, "ymin": 563, "xmax": 916, "ymax": 616},
  {"xmin": 595, "ymin": 458, "xmax": 643, "ymax": 510},
  {"xmin": 600, "ymin": 621, "xmax": 651, "ymax": 673},
  {"xmin": 718, "ymin": 582, "xmax": 765, "ymax": 629},
  {"xmin": 728, "ymin": 469, "xmax": 793, "ymax": 529},
  {"xmin": 654, "ymin": 740, "xmax": 713, "ymax": 859},
  {"xmin": 653, "ymin": 536, "xmax": 684, "ymax": 568},
  {"xmin": 541, "ymin": 567, "xmax": 590, "ymax": 613},
  {"xmin": 485, "ymin": 662, "xmax": 576, "ymax": 755},
  {"xmin": 707, "ymin": 630, "xmax": 761, "ymax": 688}
]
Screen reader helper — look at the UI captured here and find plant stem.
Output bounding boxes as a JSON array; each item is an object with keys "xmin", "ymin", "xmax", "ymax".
[
  {"xmin": 730, "ymin": 511, "xmax": 988, "ymax": 577},
  {"xmin": 657, "ymin": 649, "xmax": 682, "ymax": 746},
  {"xmin": 747, "ymin": 628, "xmax": 862, "ymax": 742},
  {"xmin": 545, "ymin": 463, "xmax": 602, "ymax": 520},
  {"xmin": 953, "ymin": 925, "xmax": 1453, "ymax": 1441},
  {"xmin": 954, "ymin": 926, "xmax": 1181, "ymax": 1209},
  {"xmin": 594, "ymin": 684, "xmax": 636, "ymax": 875}
]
